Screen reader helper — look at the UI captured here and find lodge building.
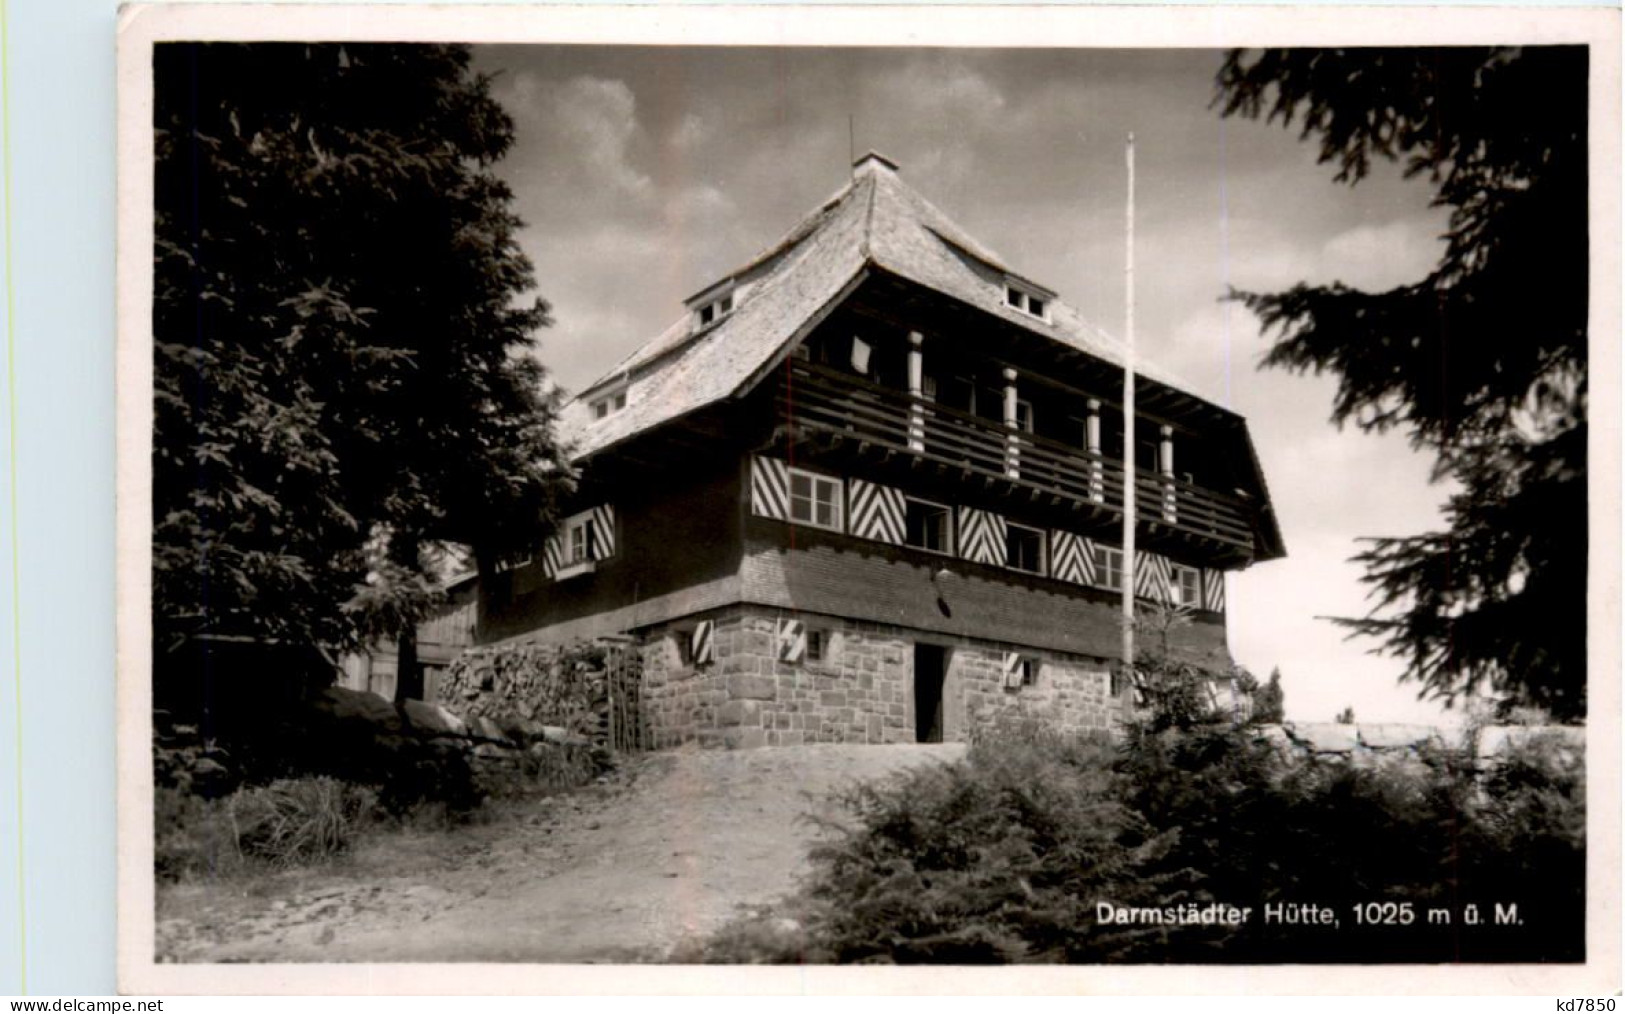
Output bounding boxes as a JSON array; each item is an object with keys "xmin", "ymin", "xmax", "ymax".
[{"xmin": 467, "ymin": 153, "xmax": 1284, "ymax": 748}]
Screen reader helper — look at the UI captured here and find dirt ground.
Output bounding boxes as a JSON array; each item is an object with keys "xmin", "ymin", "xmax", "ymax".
[{"xmin": 156, "ymin": 742, "xmax": 966, "ymax": 964}]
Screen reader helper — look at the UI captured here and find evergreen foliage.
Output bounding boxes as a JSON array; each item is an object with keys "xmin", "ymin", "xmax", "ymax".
[
  {"xmin": 1214, "ymin": 48, "xmax": 1589, "ymax": 719},
  {"xmin": 153, "ymin": 43, "xmax": 569, "ymax": 664},
  {"xmin": 1252, "ymin": 667, "xmax": 1286, "ymax": 724},
  {"xmin": 685, "ymin": 722, "xmax": 1586, "ymax": 964}
]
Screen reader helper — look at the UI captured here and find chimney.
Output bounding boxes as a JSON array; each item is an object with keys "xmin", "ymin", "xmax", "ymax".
[{"xmin": 852, "ymin": 150, "xmax": 900, "ymax": 174}]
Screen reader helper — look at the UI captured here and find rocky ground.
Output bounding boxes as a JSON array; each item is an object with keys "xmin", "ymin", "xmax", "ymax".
[{"xmin": 156, "ymin": 742, "xmax": 965, "ymax": 964}]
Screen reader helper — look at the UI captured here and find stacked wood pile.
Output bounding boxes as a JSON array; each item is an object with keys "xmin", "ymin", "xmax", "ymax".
[{"xmin": 436, "ymin": 639, "xmax": 645, "ymax": 752}]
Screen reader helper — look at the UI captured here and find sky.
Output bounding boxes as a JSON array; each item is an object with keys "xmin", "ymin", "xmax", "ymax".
[{"xmin": 471, "ymin": 44, "xmax": 1464, "ymax": 726}]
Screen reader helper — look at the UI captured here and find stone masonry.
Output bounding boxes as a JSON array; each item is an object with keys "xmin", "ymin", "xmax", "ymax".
[{"xmin": 640, "ymin": 606, "xmax": 1123, "ymax": 749}]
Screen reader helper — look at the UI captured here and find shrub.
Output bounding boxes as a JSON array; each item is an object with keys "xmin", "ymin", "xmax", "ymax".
[
  {"xmin": 688, "ymin": 718, "xmax": 1586, "ymax": 963},
  {"xmin": 226, "ymin": 777, "xmax": 381, "ymax": 866},
  {"xmin": 154, "ymin": 785, "xmax": 244, "ymax": 881},
  {"xmin": 156, "ymin": 776, "xmax": 381, "ymax": 880},
  {"xmin": 685, "ymin": 726, "xmax": 1190, "ymax": 963},
  {"xmin": 515, "ymin": 741, "xmax": 608, "ymax": 797}
]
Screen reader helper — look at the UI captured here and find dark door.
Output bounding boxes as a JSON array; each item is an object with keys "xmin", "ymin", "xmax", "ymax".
[{"xmin": 914, "ymin": 644, "xmax": 947, "ymax": 743}]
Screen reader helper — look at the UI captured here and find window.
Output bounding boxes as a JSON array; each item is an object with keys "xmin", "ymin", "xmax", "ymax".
[
  {"xmin": 905, "ymin": 499, "xmax": 953, "ymax": 554},
  {"xmin": 789, "ymin": 469, "xmax": 843, "ymax": 531},
  {"xmin": 1173, "ymin": 565, "xmax": 1201, "ymax": 608},
  {"xmin": 807, "ymin": 629, "xmax": 826, "ymax": 663},
  {"xmin": 1004, "ymin": 282, "xmax": 1052, "ymax": 322},
  {"xmin": 1004, "ymin": 655, "xmax": 1038, "ymax": 689},
  {"xmin": 1095, "ymin": 545, "xmax": 1124, "ymax": 591},
  {"xmin": 589, "ymin": 387, "xmax": 628, "ymax": 421},
  {"xmin": 555, "ymin": 506, "xmax": 614, "ymax": 580},
  {"xmin": 566, "ymin": 515, "xmax": 596, "ymax": 565},
  {"xmin": 1006, "ymin": 523, "xmax": 1045, "ymax": 574},
  {"xmin": 696, "ymin": 292, "xmax": 734, "ymax": 328}
]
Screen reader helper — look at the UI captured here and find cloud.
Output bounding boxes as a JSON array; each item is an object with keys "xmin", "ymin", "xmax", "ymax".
[
  {"xmin": 869, "ymin": 55, "xmax": 1007, "ymax": 130},
  {"xmin": 663, "ymin": 183, "xmax": 735, "ymax": 226},
  {"xmin": 670, "ymin": 112, "xmax": 708, "ymax": 152},
  {"xmin": 548, "ymin": 75, "xmax": 652, "ymax": 198},
  {"xmin": 1320, "ymin": 219, "xmax": 1446, "ymax": 290},
  {"xmin": 500, "ymin": 71, "xmax": 652, "ymax": 204}
]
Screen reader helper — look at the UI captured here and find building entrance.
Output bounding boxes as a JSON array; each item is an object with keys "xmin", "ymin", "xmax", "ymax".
[{"xmin": 913, "ymin": 643, "xmax": 947, "ymax": 743}]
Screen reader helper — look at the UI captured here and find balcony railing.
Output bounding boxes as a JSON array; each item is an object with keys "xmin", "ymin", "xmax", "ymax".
[{"xmin": 773, "ymin": 361, "xmax": 1255, "ymax": 553}]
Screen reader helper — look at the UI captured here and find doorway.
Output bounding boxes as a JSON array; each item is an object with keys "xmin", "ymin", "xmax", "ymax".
[{"xmin": 914, "ymin": 643, "xmax": 948, "ymax": 743}]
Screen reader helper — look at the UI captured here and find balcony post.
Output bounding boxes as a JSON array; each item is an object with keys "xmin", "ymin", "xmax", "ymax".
[
  {"xmin": 1159, "ymin": 424, "xmax": 1177, "ymax": 523},
  {"xmin": 907, "ymin": 331, "xmax": 926, "ymax": 453},
  {"xmin": 1085, "ymin": 397, "xmax": 1104, "ymax": 502},
  {"xmin": 1003, "ymin": 367, "xmax": 1020, "ymax": 478}
]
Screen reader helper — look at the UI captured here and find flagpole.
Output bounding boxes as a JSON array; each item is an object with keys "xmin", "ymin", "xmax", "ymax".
[{"xmin": 1122, "ymin": 133, "xmax": 1137, "ymax": 675}]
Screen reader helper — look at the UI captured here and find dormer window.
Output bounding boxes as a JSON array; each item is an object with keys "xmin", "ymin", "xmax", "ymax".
[
  {"xmin": 1004, "ymin": 281, "xmax": 1052, "ymax": 322},
  {"xmin": 589, "ymin": 385, "xmax": 629, "ymax": 421},
  {"xmin": 696, "ymin": 291, "xmax": 734, "ymax": 329}
]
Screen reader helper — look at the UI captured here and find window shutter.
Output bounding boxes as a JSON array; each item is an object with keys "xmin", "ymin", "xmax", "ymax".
[
  {"xmin": 1050, "ymin": 531, "xmax": 1096, "ymax": 585},
  {"xmin": 1134, "ymin": 550, "xmax": 1173, "ymax": 603},
  {"xmin": 1002, "ymin": 652, "xmax": 1024, "ymax": 689},
  {"xmin": 750, "ymin": 455, "xmax": 790, "ymax": 520},
  {"xmin": 1204, "ymin": 569, "xmax": 1226, "ymax": 612},
  {"xmin": 690, "ymin": 621, "xmax": 715, "ymax": 665},
  {"xmin": 848, "ymin": 479, "xmax": 906, "ymax": 544},
  {"xmin": 541, "ymin": 532, "xmax": 564, "ymax": 579},
  {"xmin": 590, "ymin": 504, "xmax": 616, "ymax": 558},
  {"xmin": 957, "ymin": 507, "xmax": 1006, "ymax": 565},
  {"xmin": 776, "ymin": 618, "xmax": 807, "ymax": 662}
]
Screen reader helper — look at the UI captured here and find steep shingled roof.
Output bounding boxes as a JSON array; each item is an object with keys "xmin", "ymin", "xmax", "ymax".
[{"xmin": 561, "ymin": 152, "xmax": 1215, "ymax": 461}]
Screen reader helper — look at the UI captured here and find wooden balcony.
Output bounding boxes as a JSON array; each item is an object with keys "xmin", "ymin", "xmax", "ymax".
[{"xmin": 772, "ymin": 361, "xmax": 1257, "ymax": 556}]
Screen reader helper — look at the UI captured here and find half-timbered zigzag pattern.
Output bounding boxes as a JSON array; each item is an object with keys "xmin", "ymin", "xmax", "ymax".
[
  {"xmin": 957, "ymin": 507, "xmax": 1006, "ymax": 565},
  {"xmin": 776, "ymin": 618, "xmax": 807, "ymax": 662},
  {"xmin": 541, "ymin": 532, "xmax": 564, "ymax": 579},
  {"xmin": 1135, "ymin": 549, "xmax": 1174, "ymax": 603},
  {"xmin": 1204, "ymin": 568, "xmax": 1226, "ymax": 613},
  {"xmin": 1002, "ymin": 652, "xmax": 1024, "ymax": 688},
  {"xmin": 750, "ymin": 455, "xmax": 790, "ymax": 520},
  {"xmin": 1050, "ymin": 530, "xmax": 1096, "ymax": 585},
  {"xmin": 590, "ymin": 504, "xmax": 617, "ymax": 557},
  {"xmin": 848, "ymin": 479, "xmax": 906, "ymax": 544},
  {"xmin": 690, "ymin": 621, "xmax": 714, "ymax": 665}
]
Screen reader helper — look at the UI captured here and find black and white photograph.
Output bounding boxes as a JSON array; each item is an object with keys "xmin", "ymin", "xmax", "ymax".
[{"xmin": 117, "ymin": 4, "xmax": 1618, "ymax": 992}]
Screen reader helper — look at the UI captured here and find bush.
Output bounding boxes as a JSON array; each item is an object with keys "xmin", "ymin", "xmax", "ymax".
[
  {"xmin": 155, "ymin": 785, "xmax": 244, "ymax": 881},
  {"xmin": 227, "ymin": 777, "xmax": 381, "ymax": 866},
  {"xmin": 687, "ymin": 719, "xmax": 1586, "ymax": 963},
  {"xmin": 515, "ymin": 741, "xmax": 607, "ymax": 797},
  {"xmin": 156, "ymin": 776, "xmax": 382, "ymax": 880}
]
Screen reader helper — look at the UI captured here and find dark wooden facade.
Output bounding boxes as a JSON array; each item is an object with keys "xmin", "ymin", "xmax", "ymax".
[{"xmin": 477, "ymin": 267, "xmax": 1277, "ymax": 665}]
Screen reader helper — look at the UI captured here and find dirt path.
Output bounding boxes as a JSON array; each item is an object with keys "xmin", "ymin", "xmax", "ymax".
[{"xmin": 157, "ymin": 743, "xmax": 965, "ymax": 963}]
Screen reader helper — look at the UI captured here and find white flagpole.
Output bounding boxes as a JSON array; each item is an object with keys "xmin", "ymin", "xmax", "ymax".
[{"xmin": 1122, "ymin": 133, "xmax": 1137, "ymax": 675}]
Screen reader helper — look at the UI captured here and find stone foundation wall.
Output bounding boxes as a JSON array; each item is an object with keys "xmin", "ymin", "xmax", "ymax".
[
  {"xmin": 949, "ymin": 646, "xmax": 1118, "ymax": 738},
  {"xmin": 640, "ymin": 607, "xmax": 1124, "ymax": 749}
]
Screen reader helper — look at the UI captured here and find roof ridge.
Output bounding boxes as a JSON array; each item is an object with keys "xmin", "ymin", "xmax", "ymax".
[{"xmin": 861, "ymin": 167, "xmax": 877, "ymax": 260}]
